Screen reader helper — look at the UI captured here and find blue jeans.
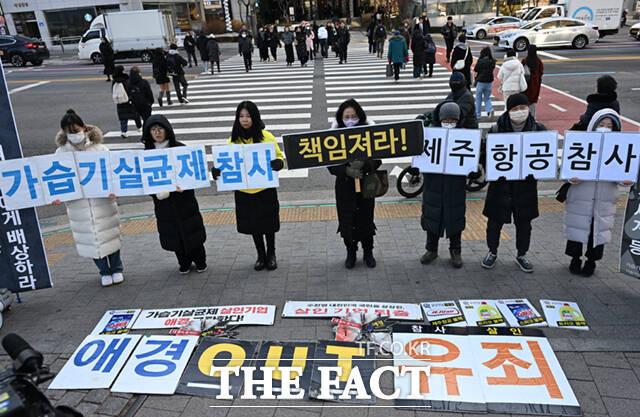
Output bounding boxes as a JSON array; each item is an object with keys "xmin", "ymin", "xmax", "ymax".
[
  {"xmin": 475, "ymin": 81, "xmax": 493, "ymax": 118},
  {"xmin": 93, "ymin": 250, "xmax": 123, "ymax": 276},
  {"xmin": 319, "ymin": 39, "xmax": 328, "ymax": 58},
  {"xmin": 119, "ymin": 118, "xmax": 141, "ymax": 133}
]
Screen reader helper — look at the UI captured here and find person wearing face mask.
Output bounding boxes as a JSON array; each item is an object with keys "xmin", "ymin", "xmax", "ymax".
[
  {"xmin": 447, "ymin": 72, "xmax": 478, "ymax": 129},
  {"xmin": 328, "ymin": 99, "xmax": 382, "ymax": 269},
  {"xmin": 571, "ymin": 75, "xmax": 620, "ymax": 131},
  {"xmin": 497, "ymin": 49, "xmax": 527, "ymax": 107},
  {"xmin": 450, "ymin": 34, "xmax": 473, "ymax": 90},
  {"xmin": 563, "ymin": 109, "xmax": 633, "ymax": 277},
  {"xmin": 420, "ymin": 101, "xmax": 467, "ymax": 268},
  {"xmin": 210, "ymin": 101, "xmax": 285, "ymax": 271},
  {"xmin": 142, "ymin": 114, "xmax": 207, "ymax": 274},
  {"xmin": 440, "ymin": 16, "xmax": 457, "ymax": 63},
  {"xmin": 481, "ymin": 94, "xmax": 546, "ymax": 273},
  {"xmin": 238, "ymin": 29, "xmax": 254, "ymax": 72},
  {"xmin": 53, "ymin": 109, "xmax": 124, "ymax": 287}
]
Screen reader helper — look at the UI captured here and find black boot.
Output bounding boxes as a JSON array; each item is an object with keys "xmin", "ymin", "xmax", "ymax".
[
  {"xmin": 165, "ymin": 91, "xmax": 172, "ymax": 106},
  {"xmin": 363, "ymin": 248, "xmax": 376, "ymax": 268},
  {"xmin": 253, "ymin": 234, "xmax": 266, "ymax": 271},
  {"xmin": 157, "ymin": 94, "xmax": 163, "ymax": 107},
  {"xmin": 345, "ymin": 240, "xmax": 357, "ymax": 269},
  {"xmin": 266, "ymin": 234, "xmax": 277, "ymax": 270},
  {"xmin": 569, "ymin": 257, "xmax": 582, "ymax": 274},
  {"xmin": 449, "ymin": 249, "xmax": 463, "ymax": 268},
  {"xmin": 581, "ymin": 259, "xmax": 596, "ymax": 277}
]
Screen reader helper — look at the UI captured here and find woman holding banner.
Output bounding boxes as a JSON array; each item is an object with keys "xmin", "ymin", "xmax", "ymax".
[
  {"xmin": 53, "ymin": 109, "xmax": 124, "ymax": 287},
  {"xmin": 142, "ymin": 114, "xmax": 208, "ymax": 275},
  {"xmin": 328, "ymin": 99, "xmax": 382, "ymax": 269},
  {"xmin": 210, "ymin": 101, "xmax": 285, "ymax": 271},
  {"xmin": 564, "ymin": 109, "xmax": 633, "ymax": 277}
]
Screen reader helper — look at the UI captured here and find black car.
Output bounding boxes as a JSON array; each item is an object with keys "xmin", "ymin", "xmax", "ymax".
[{"xmin": 0, "ymin": 35, "xmax": 50, "ymax": 67}]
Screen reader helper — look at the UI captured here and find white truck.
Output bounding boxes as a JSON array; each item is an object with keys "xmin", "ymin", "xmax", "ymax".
[
  {"xmin": 78, "ymin": 10, "xmax": 174, "ymax": 64},
  {"xmin": 519, "ymin": 0, "xmax": 624, "ymax": 37}
]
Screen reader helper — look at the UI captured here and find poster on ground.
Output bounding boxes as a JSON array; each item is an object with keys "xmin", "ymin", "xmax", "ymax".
[
  {"xmin": 282, "ymin": 301, "xmax": 423, "ymax": 321},
  {"xmin": 540, "ymin": 300, "xmax": 589, "ymax": 330},
  {"xmin": 133, "ymin": 305, "xmax": 276, "ymax": 329},
  {"xmin": 420, "ymin": 301, "xmax": 467, "ymax": 327},
  {"xmin": 90, "ymin": 309, "xmax": 141, "ymax": 335},
  {"xmin": 496, "ymin": 299, "xmax": 546, "ymax": 328},
  {"xmin": 459, "ymin": 300, "xmax": 506, "ymax": 327}
]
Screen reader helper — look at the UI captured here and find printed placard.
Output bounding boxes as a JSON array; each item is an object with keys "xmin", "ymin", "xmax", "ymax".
[
  {"xmin": 486, "ymin": 133, "xmax": 522, "ymax": 181},
  {"xmin": 48, "ymin": 334, "xmax": 141, "ymax": 389},
  {"xmin": 560, "ymin": 131, "xmax": 602, "ymax": 181},
  {"xmin": 91, "ymin": 309, "xmax": 141, "ymax": 335},
  {"xmin": 109, "ymin": 150, "xmax": 144, "ymax": 197},
  {"xmin": 496, "ymin": 299, "xmax": 546, "ymax": 327},
  {"xmin": 421, "ymin": 300, "xmax": 467, "ymax": 327},
  {"xmin": 111, "ymin": 335, "xmax": 198, "ymax": 394},
  {"xmin": 0, "ymin": 157, "xmax": 45, "ymax": 210},
  {"xmin": 412, "ymin": 127, "xmax": 447, "ymax": 174},
  {"xmin": 171, "ymin": 145, "xmax": 210, "ymax": 190},
  {"xmin": 133, "ymin": 305, "xmax": 276, "ymax": 329},
  {"xmin": 521, "ymin": 131, "xmax": 558, "ymax": 180},
  {"xmin": 597, "ymin": 132, "xmax": 640, "ymax": 182},
  {"xmin": 540, "ymin": 300, "xmax": 589, "ymax": 330},
  {"xmin": 412, "ymin": 128, "xmax": 481, "ymax": 176},
  {"xmin": 282, "ymin": 301, "xmax": 423, "ymax": 321},
  {"xmin": 459, "ymin": 300, "xmax": 506, "ymax": 327},
  {"xmin": 213, "ymin": 144, "xmax": 247, "ymax": 191},
  {"xmin": 252, "ymin": 341, "xmax": 317, "ymax": 399},
  {"xmin": 140, "ymin": 148, "xmax": 177, "ymax": 194},
  {"xmin": 74, "ymin": 151, "xmax": 112, "ymax": 198},
  {"xmin": 245, "ymin": 142, "xmax": 279, "ymax": 189},
  {"xmin": 33, "ymin": 153, "xmax": 83, "ymax": 204}
]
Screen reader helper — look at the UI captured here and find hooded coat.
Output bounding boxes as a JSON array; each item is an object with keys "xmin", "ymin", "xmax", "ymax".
[
  {"xmin": 424, "ymin": 35, "xmax": 436, "ymax": 64},
  {"xmin": 473, "ymin": 55, "xmax": 495, "ymax": 83},
  {"xmin": 571, "ymin": 92, "xmax": 621, "ymax": 131},
  {"xmin": 99, "ymin": 41, "xmax": 115, "ymax": 75},
  {"xmin": 564, "ymin": 109, "xmax": 625, "ymax": 246},
  {"xmin": 127, "ymin": 71, "xmax": 154, "ymax": 117},
  {"xmin": 55, "ymin": 125, "xmax": 122, "ymax": 259},
  {"xmin": 387, "ymin": 35, "xmax": 408, "ymax": 63},
  {"xmin": 112, "ymin": 70, "xmax": 139, "ymax": 121},
  {"xmin": 446, "ymin": 85, "xmax": 478, "ymax": 129},
  {"xmin": 450, "ymin": 42, "xmax": 473, "ymax": 87},
  {"xmin": 327, "ymin": 120, "xmax": 381, "ymax": 243},
  {"xmin": 411, "ymin": 30, "xmax": 425, "ymax": 66},
  {"xmin": 197, "ymin": 33, "xmax": 209, "ymax": 61},
  {"xmin": 483, "ymin": 112, "xmax": 546, "ymax": 223},
  {"xmin": 421, "ymin": 101, "xmax": 467, "ymax": 236},
  {"xmin": 497, "ymin": 57, "xmax": 526, "ymax": 93},
  {"xmin": 207, "ymin": 37, "xmax": 220, "ymax": 61},
  {"xmin": 142, "ymin": 115, "xmax": 206, "ymax": 253}
]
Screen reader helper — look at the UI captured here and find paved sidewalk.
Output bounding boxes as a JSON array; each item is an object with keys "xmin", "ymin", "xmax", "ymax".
[{"xmin": 1, "ymin": 192, "xmax": 639, "ymax": 416}]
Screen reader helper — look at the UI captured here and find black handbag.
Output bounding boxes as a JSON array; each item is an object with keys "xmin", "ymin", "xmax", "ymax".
[
  {"xmin": 556, "ymin": 183, "xmax": 571, "ymax": 203},
  {"xmin": 385, "ymin": 63, "xmax": 393, "ymax": 77},
  {"xmin": 361, "ymin": 170, "xmax": 389, "ymax": 199}
]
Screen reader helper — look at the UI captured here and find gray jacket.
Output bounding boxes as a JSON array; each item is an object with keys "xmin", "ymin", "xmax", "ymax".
[{"xmin": 281, "ymin": 31, "xmax": 295, "ymax": 45}]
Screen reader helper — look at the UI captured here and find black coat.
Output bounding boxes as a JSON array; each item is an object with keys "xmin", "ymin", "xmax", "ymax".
[
  {"xmin": 441, "ymin": 23, "xmax": 457, "ymax": 42},
  {"xmin": 142, "ymin": 115, "xmax": 206, "ymax": 253},
  {"xmin": 238, "ymin": 34, "xmax": 253, "ymax": 55},
  {"xmin": 483, "ymin": 113, "xmax": 547, "ymax": 224},
  {"xmin": 112, "ymin": 72, "xmax": 139, "ymax": 121},
  {"xmin": 206, "ymin": 38, "xmax": 220, "ymax": 61},
  {"xmin": 474, "ymin": 56, "xmax": 495, "ymax": 83},
  {"xmin": 184, "ymin": 34, "xmax": 196, "ymax": 52},
  {"xmin": 451, "ymin": 44, "xmax": 473, "ymax": 88},
  {"xmin": 446, "ymin": 87, "xmax": 478, "ymax": 129},
  {"xmin": 337, "ymin": 28, "xmax": 350, "ymax": 47},
  {"xmin": 166, "ymin": 52, "xmax": 187, "ymax": 76},
  {"xmin": 99, "ymin": 42, "xmax": 115, "ymax": 75},
  {"xmin": 152, "ymin": 53, "xmax": 170, "ymax": 84},
  {"xmin": 196, "ymin": 34, "xmax": 209, "ymax": 60},
  {"xmin": 328, "ymin": 159, "xmax": 382, "ymax": 242},
  {"xmin": 424, "ymin": 37, "xmax": 436, "ymax": 64},
  {"xmin": 127, "ymin": 71, "xmax": 153, "ymax": 116},
  {"xmin": 411, "ymin": 31, "xmax": 425, "ymax": 64},
  {"xmin": 571, "ymin": 92, "xmax": 620, "ymax": 131}
]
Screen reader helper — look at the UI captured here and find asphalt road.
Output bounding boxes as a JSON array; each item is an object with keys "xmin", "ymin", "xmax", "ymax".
[{"xmin": 3, "ymin": 30, "xmax": 640, "ymax": 219}]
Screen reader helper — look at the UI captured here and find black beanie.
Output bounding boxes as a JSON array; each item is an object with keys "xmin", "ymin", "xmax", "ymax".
[{"xmin": 506, "ymin": 93, "xmax": 529, "ymax": 111}]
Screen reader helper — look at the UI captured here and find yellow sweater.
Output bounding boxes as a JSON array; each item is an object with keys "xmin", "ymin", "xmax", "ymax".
[{"xmin": 229, "ymin": 129, "xmax": 285, "ymax": 194}]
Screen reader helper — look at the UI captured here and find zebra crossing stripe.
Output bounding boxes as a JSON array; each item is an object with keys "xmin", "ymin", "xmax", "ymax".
[
  {"xmin": 129, "ymin": 113, "xmax": 310, "ymax": 125},
  {"xmin": 104, "ymin": 123, "xmax": 310, "ymax": 138},
  {"xmin": 152, "ymin": 104, "xmax": 312, "ymax": 116}
]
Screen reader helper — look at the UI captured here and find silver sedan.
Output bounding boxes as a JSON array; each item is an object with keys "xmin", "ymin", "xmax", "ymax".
[{"xmin": 494, "ymin": 17, "xmax": 599, "ymax": 52}]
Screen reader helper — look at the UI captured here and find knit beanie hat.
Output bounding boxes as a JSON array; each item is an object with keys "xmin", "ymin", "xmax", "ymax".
[
  {"xmin": 506, "ymin": 93, "xmax": 529, "ymax": 111},
  {"xmin": 439, "ymin": 102, "xmax": 461, "ymax": 122}
]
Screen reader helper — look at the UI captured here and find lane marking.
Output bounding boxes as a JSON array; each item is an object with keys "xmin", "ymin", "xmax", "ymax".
[
  {"xmin": 536, "ymin": 50, "xmax": 569, "ymax": 60},
  {"xmin": 549, "ymin": 103, "xmax": 567, "ymax": 112},
  {"xmin": 543, "ymin": 71, "xmax": 615, "ymax": 77},
  {"xmin": 8, "ymin": 80, "xmax": 50, "ymax": 94}
]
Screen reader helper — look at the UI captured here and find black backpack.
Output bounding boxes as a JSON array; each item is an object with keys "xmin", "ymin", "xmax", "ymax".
[{"xmin": 166, "ymin": 55, "xmax": 179, "ymax": 76}]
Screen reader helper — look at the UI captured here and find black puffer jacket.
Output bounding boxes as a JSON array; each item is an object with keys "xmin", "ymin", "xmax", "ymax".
[
  {"xmin": 474, "ymin": 56, "xmax": 495, "ymax": 83},
  {"xmin": 112, "ymin": 69, "xmax": 139, "ymax": 121},
  {"xmin": 446, "ymin": 86, "xmax": 478, "ymax": 129},
  {"xmin": 127, "ymin": 70, "xmax": 153, "ymax": 115},
  {"xmin": 571, "ymin": 92, "xmax": 620, "ymax": 131},
  {"xmin": 482, "ymin": 112, "xmax": 547, "ymax": 224},
  {"xmin": 142, "ymin": 115, "xmax": 206, "ymax": 253}
]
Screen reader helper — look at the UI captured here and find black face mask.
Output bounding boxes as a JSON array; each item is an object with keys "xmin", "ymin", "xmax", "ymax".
[{"xmin": 450, "ymin": 81, "xmax": 465, "ymax": 92}]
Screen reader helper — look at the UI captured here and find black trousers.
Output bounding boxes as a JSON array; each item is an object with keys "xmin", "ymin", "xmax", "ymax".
[
  {"xmin": 344, "ymin": 236, "xmax": 373, "ymax": 251},
  {"xmin": 339, "ymin": 45, "xmax": 348, "ymax": 62},
  {"xmin": 175, "ymin": 244, "xmax": 206, "ymax": 269},
  {"xmin": 186, "ymin": 49, "xmax": 198, "ymax": 66},
  {"xmin": 445, "ymin": 39, "xmax": 454, "ymax": 61},
  {"xmin": 243, "ymin": 54, "xmax": 252, "ymax": 71},
  {"xmin": 210, "ymin": 60, "xmax": 220, "ymax": 74},
  {"xmin": 486, "ymin": 217, "xmax": 532, "ymax": 257},
  {"xmin": 171, "ymin": 74, "xmax": 188, "ymax": 102},
  {"xmin": 285, "ymin": 44, "xmax": 294, "ymax": 63},
  {"xmin": 270, "ymin": 45, "xmax": 278, "ymax": 61},
  {"xmin": 424, "ymin": 62, "xmax": 433, "ymax": 76},
  {"xmin": 393, "ymin": 62, "xmax": 402, "ymax": 80},
  {"xmin": 253, "ymin": 233, "xmax": 275, "ymax": 258},
  {"xmin": 426, "ymin": 230, "xmax": 461, "ymax": 252},
  {"xmin": 565, "ymin": 220, "xmax": 604, "ymax": 261}
]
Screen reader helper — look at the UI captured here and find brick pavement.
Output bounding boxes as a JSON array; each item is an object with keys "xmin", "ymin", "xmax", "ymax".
[{"xmin": 1, "ymin": 196, "xmax": 639, "ymax": 416}]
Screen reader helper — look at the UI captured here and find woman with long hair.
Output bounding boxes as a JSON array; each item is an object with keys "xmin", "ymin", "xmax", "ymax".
[
  {"xmin": 152, "ymin": 48, "xmax": 172, "ymax": 106},
  {"xmin": 473, "ymin": 46, "xmax": 496, "ymax": 119},
  {"xmin": 211, "ymin": 101, "xmax": 285, "ymax": 271},
  {"xmin": 521, "ymin": 44, "xmax": 544, "ymax": 118}
]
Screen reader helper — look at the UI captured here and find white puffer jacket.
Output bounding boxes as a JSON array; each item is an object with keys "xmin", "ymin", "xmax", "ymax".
[
  {"xmin": 563, "ymin": 109, "xmax": 627, "ymax": 246},
  {"xmin": 55, "ymin": 125, "xmax": 122, "ymax": 259},
  {"xmin": 497, "ymin": 57, "xmax": 526, "ymax": 93}
]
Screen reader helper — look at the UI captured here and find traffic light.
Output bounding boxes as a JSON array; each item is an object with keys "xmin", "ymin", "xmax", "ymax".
[{"xmin": 254, "ymin": 0, "xmax": 259, "ymax": 10}]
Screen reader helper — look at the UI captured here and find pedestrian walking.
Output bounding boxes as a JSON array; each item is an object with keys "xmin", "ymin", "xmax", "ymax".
[
  {"xmin": 399, "ymin": 21, "xmax": 411, "ymax": 46},
  {"xmin": 305, "ymin": 25, "xmax": 315, "ymax": 60},
  {"xmin": 374, "ymin": 21, "xmax": 387, "ymax": 58},
  {"xmin": 367, "ymin": 18, "xmax": 376, "ymax": 53},
  {"xmin": 327, "ymin": 22, "xmax": 337, "ymax": 57},
  {"xmin": 53, "ymin": 109, "xmax": 124, "ymax": 287},
  {"xmin": 238, "ymin": 29, "xmax": 254, "ymax": 72},
  {"xmin": 420, "ymin": 101, "xmax": 467, "ymax": 268},
  {"xmin": 196, "ymin": 31, "xmax": 209, "ymax": 73},
  {"xmin": 295, "ymin": 26, "xmax": 308, "ymax": 67},
  {"xmin": 207, "ymin": 34, "xmax": 221, "ymax": 74},
  {"xmin": 257, "ymin": 27, "xmax": 269, "ymax": 62},
  {"xmin": 521, "ymin": 44, "xmax": 543, "ymax": 118},
  {"xmin": 281, "ymin": 26, "xmax": 295, "ymax": 66},
  {"xmin": 497, "ymin": 49, "xmax": 527, "ymax": 106},
  {"xmin": 166, "ymin": 43, "xmax": 189, "ymax": 104},
  {"xmin": 183, "ymin": 31, "xmax": 198, "ymax": 67},
  {"xmin": 330, "ymin": 23, "xmax": 340, "ymax": 58},
  {"xmin": 328, "ymin": 99, "xmax": 381, "ymax": 269},
  {"xmin": 112, "ymin": 65, "xmax": 141, "ymax": 138},
  {"xmin": 571, "ymin": 75, "xmax": 619, "ymax": 131},
  {"xmin": 564, "ymin": 108, "xmax": 633, "ymax": 277},
  {"xmin": 451, "ymin": 34, "xmax": 473, "ymax": 90},
  {"xmin": 447, "ymin": 72, "xmax": 478, "ymax": 128},
  {"xmin": 411, "ymin": 28, "xmax": 425, "ymax": 78},
  {"xmin": 312, "ymin": 21, "xmax": 320, "ymax": 54},
  {"xmin": 99, "ymin": 37, "xmax": 115, "ymax": 82},
  {"xmin": 481, "ymin": 93, "xmax": 546, "ymax": 273},
  {"xmin": 210, "ymin": 101, "xmax": 285, "ymax": 271},
  {"xmin": 473, "ymin": 46, "xmax": 496, "ymax": 119},
  {"xmin": 266, "ymin": 25, "xmax": 279, "ymax": 62},
  {"xmin": 318, "ymin": 24, "xmax": 328, "ymax": 58},
  {"xmin": 127, "ymin": 66, "xmax": 154, "ymax": 125},
  {"xmin": 152, "ymin": 48, "xmax": 172, "ymax": 107},
  {"xmin": 387, "ymin": 30, "xmax": 408, "ymax": 82},
  {"xmin": 419, "ymin": 16, "xmax": 431, "ymax": 36},
  {"xmin": 441, "ymin": 16, "xmax": 457, "ymax": 63},
  {"xmin": 337, "ymin": 22, "xmax": 350, "ymax": 64},
  {"xmin": 423, "ymin": 34, "xmax": 436, "ymax": 77},
  {"xmin": 142, "ymin": 115, "xmax": 207, "ymax": 274}
]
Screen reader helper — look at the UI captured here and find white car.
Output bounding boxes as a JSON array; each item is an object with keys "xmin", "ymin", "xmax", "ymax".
[
  {"xmin": 494, "ymin": 17, "xmax": 599, "ymax": 52},
  {"xmin": 463, "ymin": 16, "xmax": 522, "ymax": 40},
  {"xmin": 630, "ymin": 22, "xmax": 640, "ymax": 38}
]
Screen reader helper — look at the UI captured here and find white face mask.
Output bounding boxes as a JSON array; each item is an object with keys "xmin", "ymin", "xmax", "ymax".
[
  {"xmin": 596, "ymin": 127, "xmax": 612, "ymax": 133},
  {"xmin": 67, "ymin": 131, "xmax": 85, "ymax": 144},
  {"xmin": 343, "ymin": 118, "xmax": 359, "ymax": 127},
  {"xmin": 441, "ymin": 122, "xmax": 457, "ymax": 129},
  {"xmin": 242, "ymin": 33, "xmax": 247, "ymax": 38},
  {"xmin": 509, "ymin": 109, "xmax": 529, "ymax": 124}
]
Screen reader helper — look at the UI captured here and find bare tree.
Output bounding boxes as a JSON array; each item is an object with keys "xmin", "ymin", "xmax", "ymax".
[
  {"xmin": 275, "ymin": 0, "xmax": 295, "ymax": 23},
  {"xmin": 238, "ymin": 0, "xmax": 251, "ymax": 24}
]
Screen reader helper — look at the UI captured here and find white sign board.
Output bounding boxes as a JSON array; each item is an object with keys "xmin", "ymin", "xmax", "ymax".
[
  {"xmin": 597, "ymin": 132, "xmax": 640, "ymax": 182},
  {"xmin": 487, "ymin": 131, "xmax": 559, "ymax": 181},
  {"xmin": 132, "ymin": 305, "xmax": 276, "ymax": 329},
  {"xmin": 140, "ymin": 148, "xmax": 177, "ymax": 194},
  {"xmin": 48, "ymin": 334, "xmax": 141, "ymax": 390},
  {"xmin": 213, "ymin": 143, "xmax": 279, "ymax": 191},
  {"xmin": 560, "ymin": 131, "xmax": 601, "ymax": 180},
  {"xmin": 496, "ymin": 299, "xmax": 546, "ymax": 328},
  {"xmin": 282, "ymin": 301, "xmax": 423, "ymax": 320},
  {"xmin": 540, "ymin": 299, "xmax": 589, "ymax": 330},
  {"xmin": 111, "ymin": 335, "xmax": 198, "ymax": 394},
  {"xmin": 421, "ymin": 300, "xmax": 467, "ymax": 326},
  {"xmin": 412, "ymin": 127, "xmax": 481, "ymax": 176},
  {"xmin": 486, "ymin": 133, "xmax": 522, "ymax": 181},
  {"xmin": 34, "ymin": 153, "xmax": 83, "ymax": 204},
  {"xmin": 75, "ymin": 151, "xmax": 112, "ymax": 198},
  {"xmin": 0, "ymin": 157, "xmax": 45, "ymax": 210},
  {"xmin": 109, "ymin": 150, "xmax": 144, "ymax": 197},
  {"xmin": 459, "ymin": 299, "xmax": 506, "ymax": 327},
  {"xmin": 413, "ymin": 127, "xmax": 447, "ymax": 174},
  {"xmin": 172, "ymin": 145, "xmax": 210, "ymax": 190}
]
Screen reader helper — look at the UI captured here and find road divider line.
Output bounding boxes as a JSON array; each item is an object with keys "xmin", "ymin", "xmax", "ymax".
[
  {"xmin": 8, "ymin": 80, "xmax": 50, "ymax": 94},
  {"xmin": 549, "ymin": 103, "xmax": 567, "ymax": 112}
]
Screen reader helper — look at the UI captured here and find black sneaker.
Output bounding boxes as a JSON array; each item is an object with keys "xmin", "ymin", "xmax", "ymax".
[
  {"xmin": 420, "ymin": 251, "xmax": 438, "ymax": 265},
  {"xmin": 449, "ymin": 249, "xmax": 463, "ymax": 269},
  {"xmin": 179, "ymin": 265, "xmax": 191, "ymax": 275},
  {"xmin": 481, "ymin": 251, "xmax": 497, "ymax": 269},
  {"xmin": 515, "ymin": 255, "xmax": 533, "ymax": 273},
  {"xmin": 569, "ymin": 257, "xmax": 582, "ymax": 274},
  {"xmin": 266, "ymin": 255, "xmax": 278, "ymax": 271},
  {"xmin": 196, "ymin": 264, "xmax": 208, "ymax": 273},
  {"xmin": 581, "ymin": 260, "xmax": 596, "ymax": 277}
]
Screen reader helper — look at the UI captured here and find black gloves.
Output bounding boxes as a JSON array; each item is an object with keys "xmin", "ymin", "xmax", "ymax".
[
  {"xmin": 211, "ymin": 167, "xmax": 221, "ymax": 180},
  {"xmin": 270, "ymin": 159, "xmax": 284, "ymax": 171}
]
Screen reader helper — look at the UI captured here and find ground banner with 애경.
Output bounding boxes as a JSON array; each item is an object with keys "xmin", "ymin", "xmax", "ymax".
[
  {"xmin": 282, "ymin": 120, "xmax": 424, "ymax": 169},
  {"xmin": 392, "ymin": 325, "xmax": 581, "ymax": 415},
  {"xmin": 0, "ymin": 59, "xmax": 52, "ymax": 292},
  {"xmin": 621, "ymin": 182, "xmax": 640, "ymax": 278}
]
